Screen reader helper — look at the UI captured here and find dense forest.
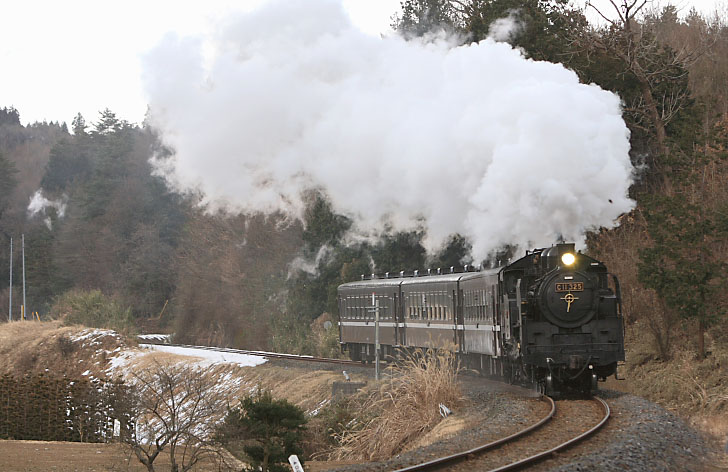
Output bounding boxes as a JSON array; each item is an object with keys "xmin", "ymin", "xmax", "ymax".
[{"xmin": 0, "ymin": 0, "xmax": 726, "ymax": 379}]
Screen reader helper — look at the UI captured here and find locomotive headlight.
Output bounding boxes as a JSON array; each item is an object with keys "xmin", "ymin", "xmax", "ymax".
[{"xmin": 561, "ymin": 253, "xmax": 576, "ymax": 266}]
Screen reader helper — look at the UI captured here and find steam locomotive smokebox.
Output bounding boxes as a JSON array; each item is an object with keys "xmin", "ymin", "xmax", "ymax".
[{"xmin": 332, "ymin": 381, "xmax": 366, "ymax": 398}]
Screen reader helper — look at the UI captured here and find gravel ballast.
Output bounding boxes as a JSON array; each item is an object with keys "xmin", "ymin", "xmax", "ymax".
[
  {"xmin": 321, "ymin": 381, "xmax": 721, "ymax": 471},
  {"xmin": 542, "ymin": 390, "xmax": 716, "ymax": 472}
]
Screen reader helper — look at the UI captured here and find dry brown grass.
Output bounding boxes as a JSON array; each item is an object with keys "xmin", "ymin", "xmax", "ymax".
[
  {"xmin": 0, "ymin": 320, "xmax": 130, "ymax": 378},
  {"xmin": 331, "ymin": 348, "xmax": 463, "ymax": 461},
  {"xmin": 606, "ymin": 326, "xmax": 728, "ymax": 446},
  {"xmin": 120, "ymin": 350, "xmax": 353, "ymax": 416}
]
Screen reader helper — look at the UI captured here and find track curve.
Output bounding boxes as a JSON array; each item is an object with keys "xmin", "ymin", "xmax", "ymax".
[
  {"xmin": 484, "ymin": 397, "xmax": 610, "ymax": 472},
  {"xmin": 392, "ymin": 396, "xmax": 609, "ymax": 472},
  {"xmin": 141, "ymin": 340, "xmax": 609, "ymax": 472},
  {"xmin": 392, "ymin": 396, "xmax": 556, "ymax": 472}
]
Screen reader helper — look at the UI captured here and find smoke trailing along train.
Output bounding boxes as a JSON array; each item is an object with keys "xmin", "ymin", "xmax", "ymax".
[{"xmin": 337, "ymin": 243, "xmax": 625, "ymax": 395}]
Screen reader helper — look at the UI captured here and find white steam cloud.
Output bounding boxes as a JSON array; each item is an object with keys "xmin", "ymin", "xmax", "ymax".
[
  {"xmin": 143, "ymin": 0, "xmax": 634, "ymax": 259},
  {"xmin": 487, "ymin": 10, "xmax": 524, "ymax": 42},
  {"xmin": 27, "ymin": 190, "xmax": 68, "ymax": 230}
]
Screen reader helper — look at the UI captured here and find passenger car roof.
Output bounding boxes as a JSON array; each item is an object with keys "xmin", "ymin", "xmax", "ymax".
[{"xmin": 338, "ymin": 268, "xmax": 501, "ymax": 290}]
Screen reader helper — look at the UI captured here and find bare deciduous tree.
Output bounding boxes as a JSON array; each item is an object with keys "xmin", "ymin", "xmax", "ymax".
[
  {"xmin": 582, "ymin": 0, "xmax": 712, "ymax": 163},
  {"xmin": 125, "ymin": 361, "xmax": 229, "ymax": 472}
]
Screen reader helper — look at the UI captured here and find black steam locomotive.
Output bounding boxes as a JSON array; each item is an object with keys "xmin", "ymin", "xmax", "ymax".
[{"xmin": 337, "ymin": 243, "xmax": 625, "ymax": 395}]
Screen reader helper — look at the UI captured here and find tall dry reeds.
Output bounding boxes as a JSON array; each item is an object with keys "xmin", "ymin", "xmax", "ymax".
[{"xmin": 332, "ymin": 347, "xmax": 463, "ymax": 461}]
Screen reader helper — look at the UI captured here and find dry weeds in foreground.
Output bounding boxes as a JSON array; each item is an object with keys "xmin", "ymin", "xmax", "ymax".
[{"xmin": 332, "ymin": 348, "xmax": 463, "ymax": 461}]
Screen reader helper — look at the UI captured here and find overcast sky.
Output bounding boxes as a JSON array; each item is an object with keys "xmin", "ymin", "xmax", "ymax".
[{"xmin": 1, "ymin": 0, "xmax": 723, "ymax": 127}]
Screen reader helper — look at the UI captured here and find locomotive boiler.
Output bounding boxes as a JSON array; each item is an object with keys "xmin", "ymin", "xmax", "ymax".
[{"xmin": 337, "ymin": 243, "xmax": 625, "ymax": 395}]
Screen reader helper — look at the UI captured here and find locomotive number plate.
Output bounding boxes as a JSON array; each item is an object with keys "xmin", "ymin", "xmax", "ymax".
[{"xmin": 555, "ymin": 282, "xmax": 583, "ymax": 292}]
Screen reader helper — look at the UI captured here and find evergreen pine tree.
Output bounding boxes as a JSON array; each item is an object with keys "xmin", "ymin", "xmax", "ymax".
[{"xmin": 218, "ymin": 391, "xmax": 306, "ymax": 472}]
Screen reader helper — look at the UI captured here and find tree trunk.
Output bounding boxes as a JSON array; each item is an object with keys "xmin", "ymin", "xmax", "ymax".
[
  {"xmin": 170, "ymin": 443, "xmax": 178, "ymax": 472},
  {"xmin": 637, "ymin": 74, "xmax": 668, "ymax": 158}
]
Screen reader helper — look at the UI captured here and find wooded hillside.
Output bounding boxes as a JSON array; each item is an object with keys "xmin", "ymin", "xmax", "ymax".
[{"xmin": 0, "ymin": 1, "xmax": 726, "ymax": 377}]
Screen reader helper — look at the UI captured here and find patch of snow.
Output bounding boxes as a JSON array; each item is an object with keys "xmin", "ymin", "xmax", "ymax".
[
  {"xmin": 308, "ymin": 398, "xmax": 330, "ymax": 417},
  {"xmin": 106, "ymin": 350, "xmax": 143, "ymax": 375},
  {"xmin": 81, "ymin": 370, "xmax": 91, "ymax": 376},
  {"xmin": 139, "ymin": 344, "xmax": 267, "ymax": 368},
  {"xmin": 69, "ymin": 328, "xmax": 118, "ymax": 343}
]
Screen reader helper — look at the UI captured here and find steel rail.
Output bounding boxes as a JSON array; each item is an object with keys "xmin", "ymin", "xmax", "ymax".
[
  {"xmin": 485, "ymin": 396, "xmax": 610, "ymax": 472},
  {"xmin": 392, "ymin": 396, "xmax": 556, "ymax": 472},
  {"xmin": 140, "ymin": 340, "xmax": 609, "ymax": 472},
  {"xmin": 139, "ymin": 341, "xmax": 373, "ymax": 367}
]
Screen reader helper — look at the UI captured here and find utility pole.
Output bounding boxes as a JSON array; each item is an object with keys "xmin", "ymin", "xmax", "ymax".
[
  {"xmin": 370, "ymin": 292, "xmax": 380, "ymax": 381},
  {"xmin": 8, "ymin": 237, "xmax": 12, "ymax": 322},
  {"xmin": 22, "ymin": 234, "xmax": 26, "ymax": 320}
]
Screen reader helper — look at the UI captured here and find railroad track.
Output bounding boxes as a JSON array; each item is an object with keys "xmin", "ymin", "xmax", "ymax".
[
  {"xmin": 139, "ymin": 341, "xmax": 373, "ymax": 367},
  {"xmin": 141, "ymin": 340, "xmax": 610, "ymax": 472},
  {"xmin": 394, "ymin": 396, "xmax": 609, "ymax": 472}
]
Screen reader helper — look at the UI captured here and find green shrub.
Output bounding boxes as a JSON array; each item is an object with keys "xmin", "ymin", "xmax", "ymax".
[
  {"xmin": 269, "ymin": 312, "xmax": 342, "ymax": 358},
  {"xmin": 51, "ymin": 290, "xmax": 135, "ymax": 334},
  {"xmin": 217, "ymin": 390, "xmax": 307, "ymax": 472}
]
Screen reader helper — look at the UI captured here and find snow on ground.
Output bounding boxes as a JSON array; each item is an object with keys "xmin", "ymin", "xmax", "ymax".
[
  {"xmin": 104, "ymin": 341, "xmax": 267, "ymax": 378},
  {"xmin": 69, "ymin": 328, "xmax": 120, "ymax": 343},
  {"xmin": 105, "ymin": 349, "xmax": 143, "ymax": 376},
  {"xmin": 101, "ymin": 343, "xmax": 268, "ymax": 442},
  {"xmin": 138, "ymin": 344, "xmax": 268, "ymax": 368}
]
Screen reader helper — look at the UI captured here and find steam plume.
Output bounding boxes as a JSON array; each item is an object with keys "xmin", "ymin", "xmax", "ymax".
[
  {"xmin": 27, "ymin": 190, "xmax": 67, "ymax": 230},
  {"xmin": 143, "ymin": 0, "xmax": 634, "ymax": 259},
  {"xmin": 487, "ymin": 10, "xmax": 524, "ymax": 41}
]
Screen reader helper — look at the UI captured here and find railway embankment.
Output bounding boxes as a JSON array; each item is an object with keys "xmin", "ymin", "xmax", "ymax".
[
  {"xmin": 1, "ymin": 322, "xmax": 724, "ymax": 471},
  {"xmin": 317, "ymin": 380, "xmax": 722, "ymax": 472}
]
